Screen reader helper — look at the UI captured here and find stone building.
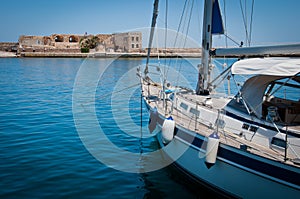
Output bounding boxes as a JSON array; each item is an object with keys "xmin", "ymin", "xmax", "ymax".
[
  {"xmin": 113, "ymin": 32, "xmax": 142, "ymax": 53},
  {"xmin": 18, "ymin": 34, "xmax": 82, "ymax": 53},
  {"xmin": 18, "ymin": 32, "xmax": 142, "ymax": 54}
]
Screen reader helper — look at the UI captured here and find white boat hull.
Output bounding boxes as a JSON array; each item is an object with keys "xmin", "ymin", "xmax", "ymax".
[{"xmin": 155, "ymin": 119, "xmax": 300, "ymax": 199}]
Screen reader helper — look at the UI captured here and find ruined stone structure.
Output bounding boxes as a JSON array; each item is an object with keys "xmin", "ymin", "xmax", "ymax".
[
  {"xmin": 19, "ymin": 34, "xmax": 85, "ymax": 53},
  {"xmin": 0, "ymin": 42, "xmax": 18, "ymax": 52},
  {"xmin": 18, "ymin": 32, "xmax": 142, "ymax": 54},
  {"xmin": 14, "ymin": 32, "xmax": 201, "ymax": 57}
]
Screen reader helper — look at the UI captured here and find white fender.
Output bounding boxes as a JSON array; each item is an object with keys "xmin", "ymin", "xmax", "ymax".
[
  {"xmin": 205, "ymin": 131, "xmax": 220, "ymax": 169},
  {"xmin": 161, "ymin": 116, "xmax": 175, "ymax": 144},
  {"xmin": 148, "ymin": 107, "xmax": 158, "ymax": 133}
]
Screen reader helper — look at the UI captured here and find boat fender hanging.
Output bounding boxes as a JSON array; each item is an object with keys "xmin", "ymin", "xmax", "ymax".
[
  {"xmin": 148, "ymin": 107, "xmax": 158, "ymax": 133},
  {"xmin": 161, "ymin": 116, "xmax": 175, "ymax": 144},
  {"xmin": 205, "ymin": 131, "xmax": 220, "ymax": 169}
]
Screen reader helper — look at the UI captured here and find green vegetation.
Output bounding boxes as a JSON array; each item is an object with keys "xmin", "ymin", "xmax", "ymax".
[
  {"xmin": 80, "ymin": 47, "xmax": 90, "ymax": 53},
  {"xmin": 80, "ymin": 36, "xmax": 99, "ymax": 53}
]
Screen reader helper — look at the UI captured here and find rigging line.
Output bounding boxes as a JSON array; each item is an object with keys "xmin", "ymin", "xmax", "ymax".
[
  {"xmin": 178, "ymin": 0, "xmax": 194, "ymax": 45},
  {"xmin": 248, "ymin": 74, "xmax": 300, "ymax": 124},
  {"xmin": 161, "ymin": 0, "xmax": 169, "ymax": 114},
  {"xmin": 171, "ymin": 0, "xmax": 188, "ymax": 49},
  {"xmin": 140, "ymin": 79, "xmax": 143, "ymax": 155},
  {"xmin": 269, "ymin": 76, "xmax": 295, "ymax": 98},
  {"xmin": 224, "ymin": 33, "xmax": 242, "ymax": 46},
  {"xmin": 222, "ymin": 0, "xmax": 228, "ymax": 48},
  {"xmin": 209, "ymin": 62, "xmax": 232, "ymax": 87},
  {"xmin": 250, "ymin": 76, "xmax": 295, "ymax": 118},
  {"xmin": 239, "ymin": 0, "xmax": 249, "ymax": 46},
  {"xmin": 244, "ymin": 0, "xmax": 247, "ymax": 41},
  {"xmin": 164, "ymin": 0, "xmax": 168, "ymax": 80},
  {"xmin": 167, "ymin": 0, "xmax": 194, "ymax": 86},
  {"xmin": 220, "ymin": 0, "xmax": 231, "ymax": 80},
  {"xmin": 165, "ymin": 0, "xmax": 189, "ymax": 80},
  {"xmin": 232, "ymin": 76, "xmax": 252, "ymax": 115},
  {"xmin": 155, "ymin": 28, "xmax": 161, "ymax": 64},
  {"xmin": 165, "ymin": 0, "xmax": 189, "ymax": 75},
  {"xmin": 248, "ymin": 0, "xmax": 255, "ymax": 46},
  {"xmin": 164, "ymin": 0, "xmax": 168, "ymax": 55},
  {"xmin": 176, "ymin": 0, "xmax": 194, "ymax": 85},
  {"xmin": 172, "ymin": 0, "xmax": 192, "ymax": 50},
  {"xmin": 182, "ymin": 0, "xmax": 194, "ymax": 48},
  {"xmin": 271, "ymin": 120, "xmax": 300, "ymax": 159}
]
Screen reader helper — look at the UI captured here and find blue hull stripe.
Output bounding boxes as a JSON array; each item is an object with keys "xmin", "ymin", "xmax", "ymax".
[
  {"xmin": 145, "ymin": 101, "xmax": 300, "ymax": 187},
  {"xmin": 176, "ymin": 129, "xmax": 300, "ymax": 187}
]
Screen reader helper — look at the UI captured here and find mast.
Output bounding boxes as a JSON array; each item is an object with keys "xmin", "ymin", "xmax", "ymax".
[
  {"xmin": 144, "ymin": 0, "xmax": 159, "ymax": 76},
  {"xmin": 196, "ymin": 0, "xmax": 224, "ymax": 95}
]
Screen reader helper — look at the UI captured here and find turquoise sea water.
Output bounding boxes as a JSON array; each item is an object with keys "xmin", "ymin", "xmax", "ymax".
[{"xmin": 0, "ymin": 57, "xmax": 224, "ymax": 198}]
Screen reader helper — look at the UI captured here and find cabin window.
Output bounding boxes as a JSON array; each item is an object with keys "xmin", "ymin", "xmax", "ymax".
[
  {"xmin": 190, "ymin": 108, "xmax": 200, "ymax": 117},
  {"xmin": 249, "ymin": 126, "xmax": 258, "ymax": 132},
  {"xmin": 180, "ymin": 102, "xmax": 188, "ymax": 110},
  {"xmin": 242, "ymin": 123, "xmax": 250, "ymax": 130},
  {"xmin": 271, "ymin": 137, "xmax": 287, "ymax": 148}
]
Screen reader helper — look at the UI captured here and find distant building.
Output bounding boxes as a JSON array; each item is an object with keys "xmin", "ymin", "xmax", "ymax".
[
  {"xmin": 18, "ymin": 32, "xmax": 142, "ymax": 54},
  {"xmin": 113, "ymin": 32, "xmax": 142, "ymax": 53},
  {"xmin": 18, "ymin": 34, "xmax": 82, "ymax": 53}
]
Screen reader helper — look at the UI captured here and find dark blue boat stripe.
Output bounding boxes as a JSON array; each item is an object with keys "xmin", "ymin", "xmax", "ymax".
[
  {"xmin": 176, "ymin": 129, "xmax": 300, "ymax": 187},
  {"xmin": 225, "ymin": 111, "xmax": 300, "ymax": 138},
  {"xmin": 146, "ymin": 103, "xmax": 300, "ymax": 186}
]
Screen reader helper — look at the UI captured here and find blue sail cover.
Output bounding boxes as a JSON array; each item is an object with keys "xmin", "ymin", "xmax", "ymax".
[{"xmin": 212, "ymin": 0, "xmax": 224, "ymax": 34}]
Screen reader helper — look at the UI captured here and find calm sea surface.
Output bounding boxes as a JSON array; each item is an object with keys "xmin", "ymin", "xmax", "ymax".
[{"xmin": 0, "ymin": 57, "xmax": 225, "ymax": 198}]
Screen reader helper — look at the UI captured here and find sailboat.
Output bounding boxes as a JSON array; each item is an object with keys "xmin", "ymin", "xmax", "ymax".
[{"xmin": 139, "ymin": 0, "xmax": 300, "ymax": 198}]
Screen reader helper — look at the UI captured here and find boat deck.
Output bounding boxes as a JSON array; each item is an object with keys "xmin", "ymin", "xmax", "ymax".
[{"xmin": 142, "ymin": 79, "xmax": 300, "ymax": 167}]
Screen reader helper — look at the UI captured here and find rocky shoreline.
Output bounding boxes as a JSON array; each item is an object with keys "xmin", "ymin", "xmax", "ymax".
[{"xmin": 0, "ymin": 51, "xmax": 18, "ymax": 57}]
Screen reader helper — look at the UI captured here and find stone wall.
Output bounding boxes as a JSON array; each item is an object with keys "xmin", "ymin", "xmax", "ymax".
[
  {"xmin": 144, "ymin": 48, "xmax": 201, "ymax": 55},
  {"xmin": 0, "ymin": 42, "xmax": 18, "ymax": 52},
  {"xmin": 18, "ymin": 33, "xmax": 117, "ymax": 54},
  {"xmin": 17, "ymin": 32, "xmax": 144, "ymax": 55}
]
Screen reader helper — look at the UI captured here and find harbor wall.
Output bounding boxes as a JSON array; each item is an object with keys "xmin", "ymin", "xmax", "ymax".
[{"xmin": 17, "ymin": 48, "xmax": 201, "ymax": 58}]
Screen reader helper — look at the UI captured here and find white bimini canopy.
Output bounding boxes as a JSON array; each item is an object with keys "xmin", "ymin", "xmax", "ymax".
[
  {"xmin": 230, "ymin": 57, "xmax": 300, "ymax": 118},
  {"xmin": 231, "ymin": 57, "xmax": 300, "ymax": 76}
]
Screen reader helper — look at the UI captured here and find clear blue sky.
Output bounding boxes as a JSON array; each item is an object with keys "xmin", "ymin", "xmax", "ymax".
[{"xmin": 1, "ymin": 0, "xmax": 300, "ymax": 47}]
